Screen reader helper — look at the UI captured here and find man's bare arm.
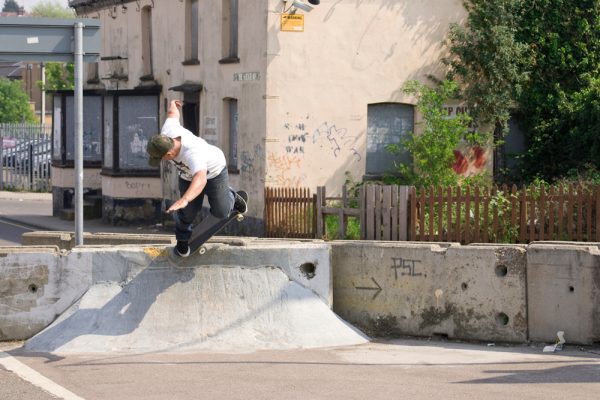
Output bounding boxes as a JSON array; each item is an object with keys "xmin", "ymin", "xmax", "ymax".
[
  {"xmin": 167, "ymin": 100, "xmax": 182, "ymax": 119},
  {"xmin": 166, "ymin": 170, "xmax": 207, "ymax": 213}
]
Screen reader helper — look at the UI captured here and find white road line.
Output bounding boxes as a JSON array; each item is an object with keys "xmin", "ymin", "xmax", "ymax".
[
  {"xmin": 0, "ymin": 351, "xmax": 85, "ymax": 400},
  {"xmin": 0, "ymin": 217, "xmax": 35, "ymax": 231}
]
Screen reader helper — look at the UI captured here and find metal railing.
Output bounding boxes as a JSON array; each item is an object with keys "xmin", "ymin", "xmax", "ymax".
[{"xmin": 0, "ymin": 123, "xmax": 52, "ymax": 192}]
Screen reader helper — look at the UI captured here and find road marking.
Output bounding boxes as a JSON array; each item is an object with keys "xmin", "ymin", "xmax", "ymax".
[
  {"xmin": 0, "ymin": 217, "xmax": 35, "ymax": 231},
  {"xmin": 0, "ymin": 351, "xmax": 85, "ymax": 400}
]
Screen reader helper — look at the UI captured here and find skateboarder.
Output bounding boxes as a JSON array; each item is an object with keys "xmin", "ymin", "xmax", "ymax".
[{"xmin": 147, "ymin": 99, "xmax": 247, "ymax": 258}]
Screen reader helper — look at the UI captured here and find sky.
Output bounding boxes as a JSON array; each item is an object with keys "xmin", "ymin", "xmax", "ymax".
[{"xmin": 18, "ymin": 0, "xmax": 71, "ymax": 12}]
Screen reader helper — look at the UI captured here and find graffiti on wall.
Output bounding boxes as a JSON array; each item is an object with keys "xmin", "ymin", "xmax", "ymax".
[
  {"xmin": 267, "ymin": 114, "xmax": 363, "ymax": 188},
  {"xmin": 312, "ymin": 122, "xmax": 361, "ymax": 161},
  {"xmin": 452, "ymin": 145, "xmax": 489, "ymax": 177},
  {"xmin": 443, "ymin": 104, "xmax": 490, "ymax": 178}
]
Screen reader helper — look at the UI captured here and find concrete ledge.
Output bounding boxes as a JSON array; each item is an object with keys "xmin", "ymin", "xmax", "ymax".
[{"xmin": 22, "ymin": 231, "xmax": 175, "ymax": 250}]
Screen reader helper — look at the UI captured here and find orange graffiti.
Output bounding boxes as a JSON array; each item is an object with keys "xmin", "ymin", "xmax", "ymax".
[{"xmin": 267, "ymin": 153, "xmax": 302, "ymax": 171}]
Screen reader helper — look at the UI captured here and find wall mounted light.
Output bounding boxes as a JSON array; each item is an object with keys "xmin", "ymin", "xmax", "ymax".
[{"xmin": 285, "ymin": 0, "xmax": 319, "ymax": 12}]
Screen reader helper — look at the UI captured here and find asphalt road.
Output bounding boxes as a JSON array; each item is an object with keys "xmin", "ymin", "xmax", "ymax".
[
  {"xmin": 0, "ymin": 217, "xmax": 32, "ymax": 246},
  {"xmin": 1, "ymin": 340, "xmax": 599, "ymax": 400}
]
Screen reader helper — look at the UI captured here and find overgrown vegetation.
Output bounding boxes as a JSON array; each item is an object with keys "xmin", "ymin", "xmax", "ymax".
[
  {"xmin": 446, "ymin": 0, "xmax": 600, "ymax": 183},
  {"xmin": 385, "ymin": 80, "xmax": 489, "ymax": 188}
]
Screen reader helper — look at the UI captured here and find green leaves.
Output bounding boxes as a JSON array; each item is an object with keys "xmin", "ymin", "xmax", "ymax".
[
  {"xmin": 386, "ymin": 80, "xmax": 487, "ymax": 188},
  {"xmin": 0, "ymin": 78, "xmax": 37, "ymax": 123},
  {"xmin": 446, "ymin": 0, "xmax": 600, "ymax": 182},
  {"xmin": 38, "ymin": 62, "xmax": 74, "ymax": 91}
]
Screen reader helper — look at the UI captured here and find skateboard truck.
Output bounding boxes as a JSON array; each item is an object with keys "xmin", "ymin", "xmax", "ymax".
[{"xmin": 169, "ymin": 190, "xmax": 248, "ymax": 262}]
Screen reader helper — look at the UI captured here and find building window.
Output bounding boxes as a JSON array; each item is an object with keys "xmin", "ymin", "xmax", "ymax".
[
  {"xmin": 223, "ymin": 98, "xmax": 238, "ymax": 172},
  {"xmin": 219, "ymin": 0, "xmax": 239, "ymax": 63},
  {"xmin": 366, "ymin": 103, "xmax": 414, "ymax": 178},
  {"xmin": 86, "ymin": 62, "xmax": 100, "ymax": 84},
  {"xmin": 52, "ymin": 91, "xmax": 103, "ymax": 167},
  {"xmin": 183, "ymin": 0, "xmax": 200, "ymax": 65},
  {"xmin": 182, "ymin": 91, "xmax": 200, "ymax": 136},
  {"xmin": 141, "ymin": 6, "xmax": 153, "ymax": 79}
]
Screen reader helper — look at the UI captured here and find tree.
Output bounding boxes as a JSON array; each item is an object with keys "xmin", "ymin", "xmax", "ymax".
[
  {"xmin": 445, "ymin": 0, "xmax": 600, "ymax": 182},
  {"xmin": 516, "ymin": 1, "xmax": 600, "ymax": 180},
  {"xmin": 0, "ymin": 78, "xmax": 37, "ymax": 123},
  {"xmin": 444, "ymin": 0, "xmax": 531, "ymax": 132},
  {"xmin": 39, "ymin": 62, "xmax": 74, "ymax": 91},
  {"xmin": 2, "ymin": 0, "xmax": 20, "ymax": 12},
  {"xmin": 29, "ymin": 1, "xmax": 75, "ymax": 92},
  {"xmin": 30, "ymin": 1, "xmax": 75, "ymax": 18},
  {"xmin": 386, "ymin": 80, "xmax": 485, "ymax": 187}
]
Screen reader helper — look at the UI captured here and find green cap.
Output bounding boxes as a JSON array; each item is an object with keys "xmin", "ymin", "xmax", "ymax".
[{"xmin": 146, "ymin": 135, "xmax": 174, "ymax": 167}]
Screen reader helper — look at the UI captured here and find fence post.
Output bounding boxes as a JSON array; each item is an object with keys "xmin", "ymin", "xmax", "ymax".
[
  {"xmin": 359, "ymin": 186, "xmax": 365, "ymax": 240},
  {"xmin": 339, "ymin": 185, "xmax": 347, "ymax": 239},
  {"xmin": 316, "ymin": 186, "xmax": 325, "ymax": 239}
]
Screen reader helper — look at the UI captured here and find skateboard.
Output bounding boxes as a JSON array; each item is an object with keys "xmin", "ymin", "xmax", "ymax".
[{"xmin": 170, "ymin": 190, "xmax": 248, "ymax": 261}]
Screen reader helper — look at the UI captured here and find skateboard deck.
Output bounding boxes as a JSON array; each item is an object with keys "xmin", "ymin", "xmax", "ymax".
[{"xmin": 169, "ymin": 190, "xmax": 247, "ymax": 262}]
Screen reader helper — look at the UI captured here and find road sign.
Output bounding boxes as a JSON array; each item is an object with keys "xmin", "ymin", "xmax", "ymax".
[{"xmin": 0, "ymin": 17, "xmax": 100, "ymax": 62}]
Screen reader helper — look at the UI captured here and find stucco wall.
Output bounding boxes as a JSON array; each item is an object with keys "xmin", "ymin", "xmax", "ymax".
[
  {"xmin": 79, "ymin": 0, "xmax": 468, "ymax": 224},
  {"xmin": 87, "ymin": 0, "xmax": 268, "ymax": 221},
  {"xmin": 265, "ymin": 0, "xmax": 466, "ymax": 192}
]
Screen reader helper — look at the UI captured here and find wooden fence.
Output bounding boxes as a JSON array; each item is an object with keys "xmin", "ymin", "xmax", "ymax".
[
  {"xmin": 264, "ymin": 184, "xmax": 600, "ymax": 244},
  {"xmin": 263, "ymin": 187, "xmax": 315, "ymax": 238},
  {"xmin": 410, "ymin": 184, "xmax": 600, "ymax": 243}
]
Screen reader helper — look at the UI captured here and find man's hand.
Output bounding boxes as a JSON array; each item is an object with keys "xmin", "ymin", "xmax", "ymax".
[
  {"xmin": 166, "ymin": 198, "xmax": 189, "ymax": 213},
  {"xmin": 167, "ymin": 100, "xmax": 183, "ymax": 118}
]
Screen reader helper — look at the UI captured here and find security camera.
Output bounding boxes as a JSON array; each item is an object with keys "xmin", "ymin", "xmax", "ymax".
[{"xmin": 291, "ymin": 0, "xmax": 313, "ymax": 12}]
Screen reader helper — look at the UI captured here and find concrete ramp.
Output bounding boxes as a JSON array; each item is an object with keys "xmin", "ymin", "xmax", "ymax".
[{"xmin": 25, "ymin": 263, "xmax": 368, "ymax": 353}]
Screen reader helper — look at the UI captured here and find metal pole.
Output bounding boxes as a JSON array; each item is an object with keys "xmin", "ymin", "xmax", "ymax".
[
  {"xmin": 0, "ymin": 136, "xmax": 3, "ymax": 191},
  {"xmin": 74, "ymin": 22, "xmax": 84, "ymax": 245},
  {"xmin": 40, "ymin": 62, "xmax": 45, "ymax": 125}
]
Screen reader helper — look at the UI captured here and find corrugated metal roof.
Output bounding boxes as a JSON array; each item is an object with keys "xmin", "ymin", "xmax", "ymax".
[
  {"xmin": 0, "ymin": 61, "xmax": 23, "ymax": 79},
  {"xmin": 69, "ymin": 0, "xmax": 137, "ymax": 13}
]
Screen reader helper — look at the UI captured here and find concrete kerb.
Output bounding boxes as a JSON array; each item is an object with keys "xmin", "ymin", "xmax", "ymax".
[{"xmin": 21, "ymin": 231, "xmax": 176, "ymax": 250}]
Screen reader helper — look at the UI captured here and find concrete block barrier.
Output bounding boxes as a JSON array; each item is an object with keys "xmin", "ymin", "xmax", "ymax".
[
  {"xmin": 0, "ymin": 246, "xmax": 93, "ymax": 340},
  {"xmin": 0, "ymin": 241, "xmax": 333, "ymax": 342},
  {"xmin": 331, "ymin": 242, "xmax": 528, "ymax": 343},
  {"xmin": 527, "ymin": 243, "xmax": 600, "ymax": 344}
]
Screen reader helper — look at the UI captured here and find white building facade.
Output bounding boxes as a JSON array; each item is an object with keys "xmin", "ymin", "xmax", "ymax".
[{"xmin": 61, "ymin": 0, "xmax": 467, "ymax": 233}]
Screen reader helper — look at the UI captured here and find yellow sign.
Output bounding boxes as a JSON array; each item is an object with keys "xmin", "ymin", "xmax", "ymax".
[{"xmin": 281, "ymin": 13, "xmax": 304, "ymax": 32}]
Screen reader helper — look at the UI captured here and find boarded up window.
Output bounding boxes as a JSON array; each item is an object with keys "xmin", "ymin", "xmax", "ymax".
[
  {"xmin": 65, "ymin": 95, "xmax": 102, "ymax": 162},
  {"xmin": 366, "ymin": 103, "xmax": 414, "ymax": 176},
  {"xmin": 117, "ymin": 95, "xmax": 159, "ymax": 170}
]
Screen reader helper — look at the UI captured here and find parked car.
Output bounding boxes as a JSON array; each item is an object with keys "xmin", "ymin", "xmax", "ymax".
[
  {"xmin": 1, "ymin": 137, "xmax": 17, "ymax": 166},
  {"xmin": 16, "ymin": 139, "xmax": 52, "ymax": 176}
]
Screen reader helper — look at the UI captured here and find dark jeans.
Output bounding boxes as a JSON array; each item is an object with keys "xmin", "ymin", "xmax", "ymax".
[{"xmin": 174, "ymin": 168, "xmax": 234, "ymax": 242}]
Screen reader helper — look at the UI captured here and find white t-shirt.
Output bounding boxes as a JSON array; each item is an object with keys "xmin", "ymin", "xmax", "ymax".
[{"xmin": 161, "ymin": 118, "xmax": 226, "ymax": 181}]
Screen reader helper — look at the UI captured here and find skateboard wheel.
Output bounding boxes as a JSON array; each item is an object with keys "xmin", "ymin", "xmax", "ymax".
[
  {"xmin": 198, "ymin": 246, "xmax": 207, "ymax": 255},
  {"xmin": 236, "ymin": 214, "xmax": 244, "ymax": 222}
]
